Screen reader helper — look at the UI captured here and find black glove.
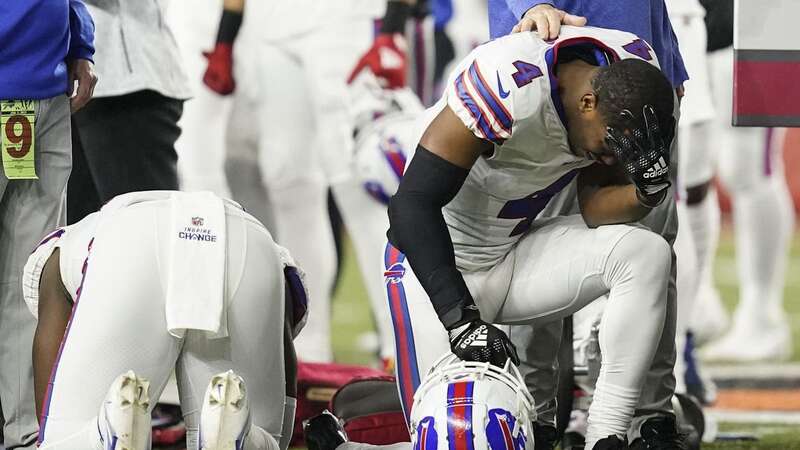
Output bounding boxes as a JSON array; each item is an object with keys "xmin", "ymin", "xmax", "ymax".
[
  {"xmin": 606, "ymin": 105, "xmax": 675, "ymax": 202},
  {"xmin": 448, "ymin": 319, "xmax": 520, "ymax": 367}
]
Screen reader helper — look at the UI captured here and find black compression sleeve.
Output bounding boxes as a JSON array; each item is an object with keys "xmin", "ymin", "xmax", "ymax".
[
  {"xmin": 380, "ymin": 1, "xmax": 412, "ymax": 34},
  {"xmin": 387, "ymin": 145, "xmax": 480, "ymax": 329},
  {"xmin": 215, "ymin": 10, "xmax": 243, "ymax": 44}
]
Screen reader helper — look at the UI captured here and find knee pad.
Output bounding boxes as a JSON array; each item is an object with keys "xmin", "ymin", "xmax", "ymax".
[{"xmin": 610, "ymin": 227, "xmax": 672, "ymax": 284}]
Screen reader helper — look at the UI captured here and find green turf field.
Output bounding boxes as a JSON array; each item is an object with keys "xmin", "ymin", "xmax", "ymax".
[{"xmin": 328, "ymin": 227, "xmax": 800, "ymax": 448}]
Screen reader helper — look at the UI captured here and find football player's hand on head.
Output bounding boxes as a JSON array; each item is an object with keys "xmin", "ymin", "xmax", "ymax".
[
  {"xmin": 348, "ymin": 34, "xmax": 407, "ymax": 89},
  {"xmin": 511, "ymin": 4, "xmax": 587, "ymax": 40},
  {"xmin": 203, "ymin": 43, "xmax": 235, "ymax": 95},
  {"xmin": 448, "ymin": 319, "xmax": 520, "ymax": 368},
  {"xmin": 606, "ymin": 105, "xmax": 675, "ymax": 203}
]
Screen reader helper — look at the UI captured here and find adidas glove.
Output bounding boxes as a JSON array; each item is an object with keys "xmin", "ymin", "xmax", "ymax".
[
  {"xmin": 448, "ymin": 319, "xmax": 520, "ymax": 368},
  {"xmin": 606, "ymin": 105, "xmax": 675, "ymax": 204}
]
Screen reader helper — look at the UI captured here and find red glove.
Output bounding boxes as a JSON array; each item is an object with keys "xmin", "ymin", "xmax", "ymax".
[
  {"xmin": 348, "ymin": 33, "xmax": 407, "ymax": 89},
  {"xmin": 202, "ymin": 43, "xmax": 235, "ymax": 95}
]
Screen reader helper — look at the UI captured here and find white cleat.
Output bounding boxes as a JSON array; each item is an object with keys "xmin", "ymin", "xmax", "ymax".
[
  {"xmin": 200, "ymin": 370, "xmax": 251, "ymax": 450},
  {"xmin": 98, "ymin": 371, "xmax": 152, "ymax": 450},
  {"xmin": 701, "ymin": 315, "xmax": 791, "ymax": 362}
]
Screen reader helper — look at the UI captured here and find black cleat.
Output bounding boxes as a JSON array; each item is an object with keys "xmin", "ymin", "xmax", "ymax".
[
  {"xmin": 591, "ymin": 435, "xmax": 626, "ymax": 449},
  {"xmin": 628, "ymin": 416, "xmax": 689, "ymax": 449},
  {"xmin": 532, "ymin": 423, "xmax": 558, "ymax": 450},
  {"xmin": 303, "ymin": 410, "xmax": 348, "ymax": 450}
]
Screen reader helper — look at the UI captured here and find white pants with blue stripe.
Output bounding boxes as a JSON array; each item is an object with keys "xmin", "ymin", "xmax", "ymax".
[{"xmin": 385, "ymin": 215, "xmax": 672, "ymax": 448}]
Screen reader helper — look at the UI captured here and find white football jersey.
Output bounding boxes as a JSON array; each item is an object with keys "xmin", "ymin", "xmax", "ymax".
[{"xmin": 432, "ymin": 26, "xmax": 662, "ymax": 271}]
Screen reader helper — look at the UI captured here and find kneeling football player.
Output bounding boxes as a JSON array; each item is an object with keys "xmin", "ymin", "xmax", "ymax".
[
  {"xmin": 26, "ymin": 191, "xmax": 306, "ymax": 450},
  {"xmin": 385, "ymin": 25, "xmax": 677, "ymax": 450}
]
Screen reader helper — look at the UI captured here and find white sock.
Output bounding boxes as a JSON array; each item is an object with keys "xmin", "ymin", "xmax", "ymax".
[
  {"xmin": 687, "ymin": 187, "xmax": 720, "ymax": 286},
  {"xmin": 331, "ymin": 179, "xmax": 396, "ymax": 360},
  {"xmin": 586, "ymin": 378, "xmax": 638, "ymax": 448},
  {"xmin": 673, "ymin": 200, "xmax": 698, "ymax": 393},
  {"xmin": 730, "ymin": 175, "xmax": 795, "ymax": 326},
  {"xmin": 586, "ymin": 229, "xmax": 671, "ymax": 446},
  {"xmin": 272, "ymin": 180, "xmax": 336, "ymax": 362},
  {"xmin": 717, "ymin": 128, "xmax": 795, "ymax": 329}
]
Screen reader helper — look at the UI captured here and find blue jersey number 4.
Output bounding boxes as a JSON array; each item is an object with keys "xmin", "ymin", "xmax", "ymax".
[
  {"xmin": 497, "ymin": 170, "xmax": 578, "ymax": 236},
  {"xmin": 511, "ymin": 61, "xmax": 543, "ymax": 88}
]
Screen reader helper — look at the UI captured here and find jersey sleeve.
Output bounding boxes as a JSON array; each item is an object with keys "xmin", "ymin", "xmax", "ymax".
[
  {"xmin": 22, "ymin": 228, "xmax": 67, "ymax": 319},
  {"xmin": 275, "ymin": 243, "xmax": 310, "ymax": 338},
  {"xmin": 445, "ymin": 43, "xmax": 519, "ymax": 145}
]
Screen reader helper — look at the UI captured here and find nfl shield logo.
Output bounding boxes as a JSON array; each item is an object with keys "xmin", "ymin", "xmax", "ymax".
[{"xmin": 191, "ymin": 217, "xmax": 204, "ymax": 226}]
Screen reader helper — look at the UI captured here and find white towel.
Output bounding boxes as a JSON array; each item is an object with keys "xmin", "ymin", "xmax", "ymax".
[{"xmin": 165, "ymin": 191, "xmax": 228, "ymax": 338}]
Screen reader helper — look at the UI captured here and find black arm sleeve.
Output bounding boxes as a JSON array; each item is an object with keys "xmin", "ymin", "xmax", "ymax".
[
  {"xmin": 215, "ymin": 10, "xmax": 243, "ymax": 44},
  {"xmin": 387, "ymin": 145, "xmax": 480, "ymax": 329},
  {"xmin": 380, "ymin": 1, "xmax": 412, "ymax": 34}
]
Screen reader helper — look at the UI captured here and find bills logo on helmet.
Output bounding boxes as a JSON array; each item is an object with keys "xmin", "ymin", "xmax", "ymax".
[
  {"xmin": 486, "ymin": 409, "xmax": 527, "ymax": 450},
  {"xmin": 384, "ymin": 262, "xmax": 406, "ymax": 283},
  {"xmin": 414, "ymin": 417, "xmax": 438, "ymax": 450}
]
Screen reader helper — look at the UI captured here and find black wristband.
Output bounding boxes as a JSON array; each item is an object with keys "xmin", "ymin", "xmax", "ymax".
[
  {"xmin": 380, "ymin": 1, "xmax": 412, "ymax": 34},
  {"xmin": 426, "ymin": 266, "xmax": 480, "ymax": 329},
  {"xmin": 216, "ymin": 10, "xmax": 243, "ymax": 44}
]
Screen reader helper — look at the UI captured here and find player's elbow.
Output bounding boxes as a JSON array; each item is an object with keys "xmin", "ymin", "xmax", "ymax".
[{"xmin": 387, "ymin": 192, "xmax": 411, "ymax": 248}]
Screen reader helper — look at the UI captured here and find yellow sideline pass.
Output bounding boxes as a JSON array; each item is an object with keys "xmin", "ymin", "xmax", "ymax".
[{"xmin": 1, "ymin": 100, "xmax": 37, "ymax": 180}]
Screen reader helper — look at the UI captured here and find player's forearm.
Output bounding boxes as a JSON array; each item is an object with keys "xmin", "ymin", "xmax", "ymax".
[
  {"xmin": 387, "ymin": 146, "xmax": 478, "ymax": 329},
  {"xmin": 578, "ymin": 183, "xmax": 653, "ymax": 228},
  {"xmin": 215, "ymin": 0, "xmax": 244, "ymax": 45}
]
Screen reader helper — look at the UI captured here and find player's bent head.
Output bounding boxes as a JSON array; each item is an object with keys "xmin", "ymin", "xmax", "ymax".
[
  {"xmin": 568, "ymin": 58, "xmax": 674, "ymax": 164},
  {"xmin": 592, "ymin": 59, "xmax": 674, "ymax": 136}
]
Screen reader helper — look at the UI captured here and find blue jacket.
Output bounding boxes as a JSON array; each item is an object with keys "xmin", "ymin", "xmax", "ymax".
[
  {"xmin": 488, "ymin": 0, "xmax": 688, "ymax": 87},
  {"xmin": 0, "ymin": 0, "xmax": 95, "ymax": 100}
]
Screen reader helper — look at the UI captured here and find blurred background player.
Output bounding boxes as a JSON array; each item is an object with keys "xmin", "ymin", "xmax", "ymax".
[
  {"xmin": 0, "ymin": 1, "xmax": 95, "ymax": 448},
  {"xmin": 687, "ymin": 0, "xmax": 796, "ymax": 362},
  {"xmin": 196, "ymin": 0, "xmax": 385, "ymax": 364},
  {"xmin": 664, "ymin": 0, "xmax": 715, "ymax": 402},
  {"xmin": 67, "ymin": 0, "xmax": 190, "ymax": 224},
  {"xmin": 166, "ymin": 0, "xmax": 234, "ymax": 198},
  {"xmin": 26, "ymin": 191, "xmax": 306, "ymax": 450}
]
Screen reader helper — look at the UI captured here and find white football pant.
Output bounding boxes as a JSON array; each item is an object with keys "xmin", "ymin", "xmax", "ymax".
[
  {"xmin": 37, "ymin": 201, "xmax": 291, "ymax": 450},
  {"xmin": 386, "ymin": 215, "xmax": 671, "ymax": 449}
]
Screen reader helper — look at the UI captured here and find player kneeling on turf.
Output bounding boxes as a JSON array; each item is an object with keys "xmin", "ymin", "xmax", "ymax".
[
  {"xmin": 385, "ymin": 26, "xmax": 677, "ymax": 450},
  {"xmin": 25, "ymin": 191, "xmax": 307, "ymax": 450}
]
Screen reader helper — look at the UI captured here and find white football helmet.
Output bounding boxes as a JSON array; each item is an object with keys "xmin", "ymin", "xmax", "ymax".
[
  {"xmin": 349, "ymin": 71, "xmax": 424, "ymax": 205},
  {"xmin": 409, "ymin": 353, "xmax": 535, "ymax": 450}
]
